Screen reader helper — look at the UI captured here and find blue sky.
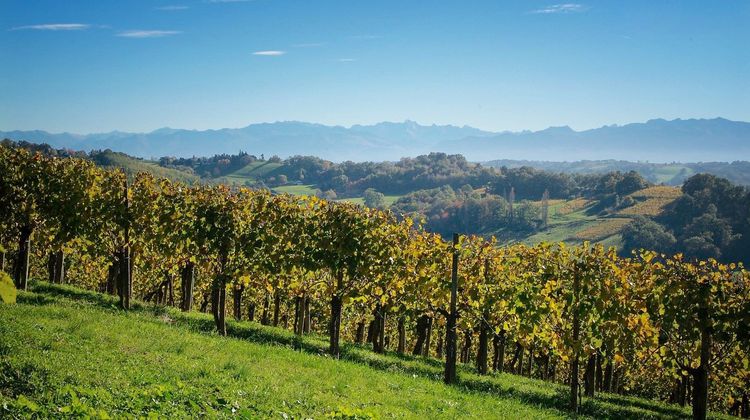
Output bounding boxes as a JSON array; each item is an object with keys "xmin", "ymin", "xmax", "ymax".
[{"xmin": 1, "ymin": 0, "xmax": 748, "ymax": 133}]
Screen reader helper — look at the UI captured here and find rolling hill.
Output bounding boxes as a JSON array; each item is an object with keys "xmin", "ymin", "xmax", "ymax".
[
  {"xmin": 90, "ymin": 150, "xmax": 200, "ymax": 184},
  {"xmin": 507, "ymin": 186, "xmax": 683, "ymax": 249},
  {"xmin": 484, "ymin": 160, "xmax": 750, "ymax": 187}
]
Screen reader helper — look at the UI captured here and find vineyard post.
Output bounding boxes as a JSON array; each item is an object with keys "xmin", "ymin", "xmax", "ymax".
[
  {"xmin": 527, "ymin": 344, "xmax": 535, "ymax": 377},
  {"xmin": 233, "ymin": 283, "xmax": 244, "ymax": 321},
  {"xmin": 248, "ymin": 303, "xmax": 256, "ymax": 322},
  {"xmin": 412, "ymin": 315, "xmax": 427, "ymax": 355},
  {"xmin": 329, "ymin": 270, "xmax": 344, "ymax": 357},
  {"xmin": 691, "ymin": 280, "xmax": 711, "ymax": 420},
  {"xmin": 444, "ymin": 233, "xmax": 459, "ymax": 385},
  {"xmin": 604, "ymin": 360, "xmax": 614, "ymax": 392},
  {"xmin": 54, "ymin": 249, "xmax": 64, "ymax": 284},
  {"xmin": 477, "ymin": 258, "xmax": 491, "ymax": 375},
  {"xmin": 14, "ymin": 225, "xmax": 31, "ymax": 291},
  {"xmin": 261, "ymin": 294, "xmax": 270, "ymax": 325},
  {"xmin": 218, "ymin": 279, "xmax": 227, "ymax": 335},
  {"xmin": 595, "ymin": 350, "xmax": 603, "ymax": 392},
  {"xmin": 47, "ymin": 252, "xmax": 56, "ymax": 283},
  {"xmin": 375, "ymin": 304, "xmax": 387, "ymax": 353},
  {"xmin": 273, "ymin": 292, "xmax": 281, "ymax": 326},
  {"xmin": 585, "ymin": 353, "xmax": 596, "ymax": 397},
  {"xmin": 397, "ymin": 316, "xmax": 406, "ymax": 353},
  {"xmin": 118, "ymin": 175, "xmax": 131, "ymax": 310},
  {"xmin": 303, "ymin": 296, "xmax": 311, "ymax": 333},
  {"xmin": 477, "ymin": 311, "xmax": 489, "ymax": 374},
  {"xmin": 570, "ymin": 265, "xmax": 581, "ymax": 413},
  {"xmin": 180, "ymin": 262, "xmax": 195, "ymax": 311},
  {"xmin": 294, "ymin": 296, "xmax": 302, "ymax": 335},
  {"xmin": 423, "ymin": 317, "xmax": 433, "ymax": 357},
  {"xmin": 436, "ymin": 327, "xmax": 444, "ymax": 358},
  {"xmin": 212, "ymin": 246, "xmax": 228, "ymax": 336},
  {"xmin": 373, "ymin": 303, "xmax": 384, "ymax": 353},
  {"xmin": 493, "ymin": 330, "xmax": 506, "ymax": 373}
]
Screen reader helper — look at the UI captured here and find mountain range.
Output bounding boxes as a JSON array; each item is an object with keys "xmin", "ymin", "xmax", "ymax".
[{"xmin": 2, "ymin": 117, "xmax": 749, "ymax": 163}]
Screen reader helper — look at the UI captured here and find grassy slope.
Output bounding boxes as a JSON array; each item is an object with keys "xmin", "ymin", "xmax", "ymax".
[
  {"xmin": 94, "ymin": 151, "xmax": 200, "ymax": 184},
  {"xmin": 222, "ymin": 162, "xmax": 406, "ymax": 203},
  {"xmin": 338, "ymin": 195, "xmax": 402, "ymax": 207},
  {"xmin": 0, "ymin": 283, "xmax": 702, "ymax": 419},
  {"xmin": 222, "ymin": 161, "xmax": 284, "ymax": 186},
  {"xmin": 272, "ymin": 182, "xmax": 404, "ymax": 206},
  {"xmin": 650, "ymin": 166, "xmax": 694, "ymax": 185},
  {"xmin": 273, "ymin": 184, "xmax": 318, "ymax": 196}
]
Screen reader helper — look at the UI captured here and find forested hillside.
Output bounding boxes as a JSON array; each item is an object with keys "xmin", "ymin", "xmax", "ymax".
[
  {"xmin": 624, "ymin": 174, "xmax": 750, "ymax": 263},
  {"xmin": 1, "ymin": 145, "xmax": 749, "ymax": 418},
  {"xmin": 485, "ymin": 160, "xmax": 750, "ymax": 187}
]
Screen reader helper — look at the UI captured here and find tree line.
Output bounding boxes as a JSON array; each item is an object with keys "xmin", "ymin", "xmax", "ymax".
[
  {"xmin": 485, "ymin": 159, "xmax": 750, "ymax": 188},
  {"xmin": 234, "ymin": 152, "xmax": 650, "ymax": 199},
  {"xmin": 1, "ymin": 145, "xmax": 749, "ymax": 419}
]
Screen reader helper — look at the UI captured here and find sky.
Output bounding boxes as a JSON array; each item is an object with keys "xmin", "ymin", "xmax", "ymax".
[{"xmin": 1, "ymin": 0, "xmax": 749, "ymax": 134}]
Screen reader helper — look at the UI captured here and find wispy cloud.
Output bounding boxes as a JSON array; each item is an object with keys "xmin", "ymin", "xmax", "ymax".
[
  {"xmin": 336, "ymin": 58, "xmax": 356, "ymax": 62},
  {"xmin": 10, "ymin": 23, "xmax": 90, "ymax": 31},
  {"xmin": 117, "ymin": 30, "xmax": 182, "ymax": 38},
  {"xmin": 252, "ymin": 50, "xmax": 285, "ymax": 56},
  {"xmin": 156, "ymin": 5, "xmax": 189, "ymax": 11},
  {"xmin": 530, "ymin": 4, "xmax": 585, "ymax": 14},
  {"xmin": 349, "ymin": 34, "xmax": 382, "ymax": 40},
  {"xmin": 293, "ymin": 42, "xmax": 325, "ymax": 48}
]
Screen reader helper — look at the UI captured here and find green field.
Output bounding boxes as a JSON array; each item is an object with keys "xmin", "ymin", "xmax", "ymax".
[
  {"xmin": 222, "ymin": 161, "xmax": 284, "ymax": 185},
  {"xmin": 649, "ymin": 165, "xmax": 695, "ymax": 185},
  {"xmin": 0, "ymin": 282, "xmax": 702, "ymax": 419},
  {"xmin": 273, "ymin": 184, "xmax": 318, "ymax": 196},
  {"xmin": 216, "ymin": 161, "xmax": 410, "ymax": 205},
  {"xmin": 501, "ymin": 199, "xmax": 600, "ymax": 246},
  {"xmin": 269, "ymin": 185, "xmax": 403, "ymax": 205},
  {"xmin": 94, "ymin": 151, "xmax": 200, "ymax": 184},
  {"xmin": 338, "ymin": 195, "xmax": 402, "ymax": 207}
]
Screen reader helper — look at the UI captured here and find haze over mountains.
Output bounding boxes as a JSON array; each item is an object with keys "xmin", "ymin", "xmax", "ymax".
[{"xmin": 2, "ymin": 117, "xmax": 748, "ymax": 163}]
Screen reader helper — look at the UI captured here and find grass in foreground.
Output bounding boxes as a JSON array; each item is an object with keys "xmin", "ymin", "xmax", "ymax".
[{"xmin": 1, "ymin": 282, "xmax": 701, "ymax": 419}]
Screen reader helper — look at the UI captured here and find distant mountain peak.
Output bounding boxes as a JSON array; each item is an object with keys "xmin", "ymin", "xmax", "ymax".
[
  {"xmin": 539, "ymin": 125, "xmax": 574, "ymax": 133},
  {"xmin": 151, "ymin": 127, "xmax": 179, "ymax": 135},
  {"xmin": 2, "ymin": 117, "xmax": 748, "ymax": 163}
]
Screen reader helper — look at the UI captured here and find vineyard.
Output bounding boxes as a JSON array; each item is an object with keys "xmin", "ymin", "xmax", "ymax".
[
  {"xmin": 1, "ymin": 145, "xmax": 749, "ymax": 418},
  {"xmin": 617, "ymin": 186, "xmax": 683, "ymax": 217}
]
